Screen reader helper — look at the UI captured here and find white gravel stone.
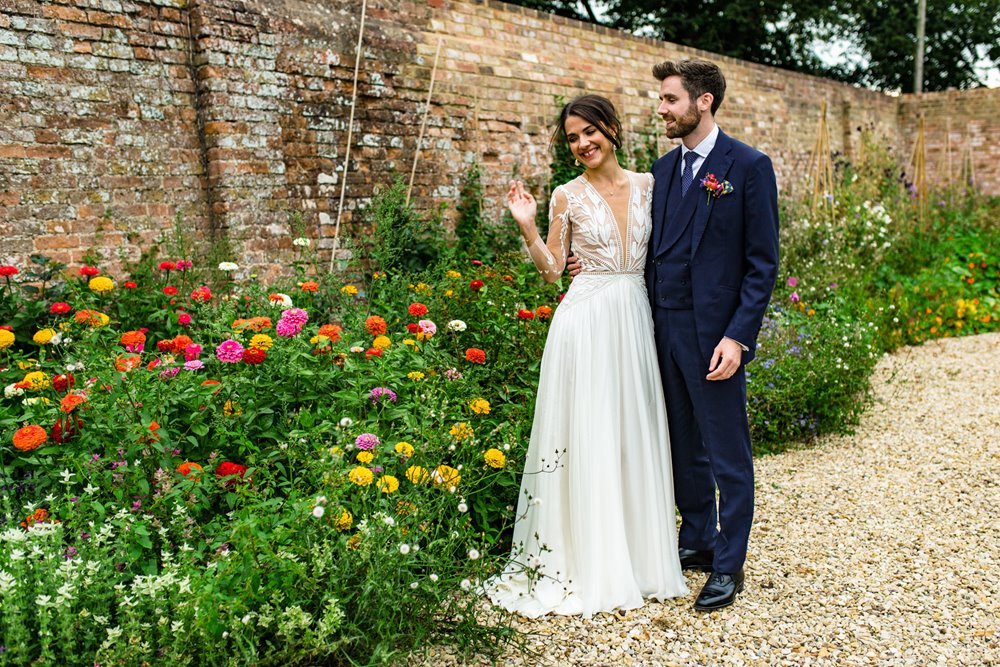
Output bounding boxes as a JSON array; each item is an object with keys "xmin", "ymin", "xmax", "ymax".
[{"xmin": 413, "ymin": 333, "xmax": 1000, "ymax": 666}]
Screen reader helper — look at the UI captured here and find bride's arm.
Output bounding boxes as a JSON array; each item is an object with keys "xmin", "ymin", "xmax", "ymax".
[{"xmin": 508, "ymin": 181, "xmax": 570, "ymax": 283}]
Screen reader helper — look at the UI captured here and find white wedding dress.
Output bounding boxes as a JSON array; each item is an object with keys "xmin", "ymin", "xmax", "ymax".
[{"xmin": 486, "ymin": 171, "xmax": 688, "ymax": 618}]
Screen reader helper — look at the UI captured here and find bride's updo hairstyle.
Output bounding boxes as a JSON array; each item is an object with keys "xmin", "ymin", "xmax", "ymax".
[{"xmin": 551, "ymin": 94, "xmax": 623, "ymax": 152}]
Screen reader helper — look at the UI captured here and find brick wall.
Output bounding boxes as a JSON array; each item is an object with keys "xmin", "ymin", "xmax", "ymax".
[{"xmin": 1, "ymin": 0, "xmax": 997, "ymax": 274}]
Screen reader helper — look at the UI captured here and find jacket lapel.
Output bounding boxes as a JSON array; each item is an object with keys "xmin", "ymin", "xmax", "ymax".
[{"xmin": 690, "ymin": 131, "xmax": 735, "ymax": 258}]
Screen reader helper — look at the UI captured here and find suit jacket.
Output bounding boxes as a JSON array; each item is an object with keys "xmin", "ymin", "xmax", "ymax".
[{"xmin": 645, "ymin": 129, "xmax": 779, "ymax": 363}]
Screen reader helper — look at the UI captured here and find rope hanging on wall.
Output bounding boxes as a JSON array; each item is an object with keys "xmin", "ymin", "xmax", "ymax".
[
  {"xmin": 406, "ymin": 37, "xmax": 443, "ymax": 206},
  {"xmin": 329, "ymin": 0, "xmax": 367, "ymax": 272}
]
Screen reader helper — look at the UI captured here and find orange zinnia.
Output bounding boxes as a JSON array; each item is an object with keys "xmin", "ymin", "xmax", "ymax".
[
  {"xmin": 318, "ymin": 323, "xmax": 342, "ymax": 342},
  {"xmin": 120, "ymin": 330, "xmax": 147, "ymax": 347},
  {"xmin": 60, "ymin": 393, "xmax": 85, "ymax": 413},
  {"xmin": 365, "ymin": 316, "xmax": 387, "ymax": 336},
  {"xmin": 115, "ymin": 355, "xmax": 142, "ymax": 372},
  {"xmin": 13, "ymin": 424, "xmax": 48, "ymax": 451}
]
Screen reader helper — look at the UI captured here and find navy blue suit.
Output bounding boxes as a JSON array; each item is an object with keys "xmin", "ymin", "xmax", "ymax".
[{"xmin": 645, "ymin": 129, "xmax": 779, "ymax": 574}]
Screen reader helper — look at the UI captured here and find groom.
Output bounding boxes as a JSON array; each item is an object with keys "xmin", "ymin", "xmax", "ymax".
[{"xmin": 647, "ymin": 59, "xmax": 779, "ymax": 611}]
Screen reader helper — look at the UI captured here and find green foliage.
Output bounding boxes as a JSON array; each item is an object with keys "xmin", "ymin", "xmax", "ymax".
[
  {"xmin": 452, "ymin": 164, "xmax": 522, "ymax": 264},
  {"xmin": 363, "ymin": 178, "xmax": 449, "ymax": 276}
]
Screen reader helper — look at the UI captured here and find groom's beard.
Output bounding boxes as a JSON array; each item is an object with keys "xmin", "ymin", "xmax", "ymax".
[{"xmin": 662, "ymin": 103, "xmax": 702, "ymax": 139}]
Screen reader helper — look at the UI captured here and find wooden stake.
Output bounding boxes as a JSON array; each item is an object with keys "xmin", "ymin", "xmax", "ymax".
[
  {"xmin": 329, "ymin": 0, "xmax": 367, "ymax": 272},
  {"xmin": 407, "ymin": 37, "xmax": 443, "ymax": 206}
]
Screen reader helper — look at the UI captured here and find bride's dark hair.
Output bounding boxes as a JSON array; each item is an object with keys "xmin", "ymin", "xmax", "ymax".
[{"xmin": 551, "ymin": 94, "xmax": 622, "ymax": 152}]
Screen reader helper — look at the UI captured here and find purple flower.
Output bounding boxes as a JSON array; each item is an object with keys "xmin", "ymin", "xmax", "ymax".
[
  {"xmin": 355, "ymin": 433, "xmax": 380, "ymax": 450},
  {"xmin": 159, "ymin": 366, "xmax": 180, "ymax": 380},
  {"xmin": 281, "ymin": 308, "xmax": 309, "ymax": 326},
  {"xmin": 369, "ymin": 387, "xmax": 397, "ymax": 404},
  {"xmin": 215, "ymin": 339, "xmax": 245, "ymax": 363},
  {"xmin": 789, "ymin": 292, "xmax": 800, "ymax": 303},
  {"xmin": 276, "ymin": 319, "xmax": 302, "ymax": 338},
  {"xmin": 787, "ymin": 276, "xmax": 798, "ymax": 288},
  {"xmin": 184, "ymin": 360, "xmax": 204, "ymax": 371},
  {"xmin": 444, "ymin": 367, "xmax": 462, "ymax": 381},
  {"xmin": 64, "ymin": 546, "xmax": 78, "ymax": 559}
]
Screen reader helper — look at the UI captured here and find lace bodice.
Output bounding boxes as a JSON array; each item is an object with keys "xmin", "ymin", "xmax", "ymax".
[{"xmin": 526, "ymin": 171, "xmax": 653, "ymax": 280}]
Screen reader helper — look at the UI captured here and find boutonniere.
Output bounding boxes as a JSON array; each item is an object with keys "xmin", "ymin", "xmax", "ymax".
[{"xmin": 700, "ymin": 173, "xmax": 734, "ymax": 204}]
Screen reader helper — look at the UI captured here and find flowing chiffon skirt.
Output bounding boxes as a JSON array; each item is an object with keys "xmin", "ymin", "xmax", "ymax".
[{"xmin": 486, "ymin": 273, "xmax": 688, "ymax": 618}]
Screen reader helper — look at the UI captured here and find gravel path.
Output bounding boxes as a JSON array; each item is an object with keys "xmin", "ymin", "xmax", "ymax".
[{"xmin": 417, "ymin": 332, "xmax": 1000, "ymax": 666}]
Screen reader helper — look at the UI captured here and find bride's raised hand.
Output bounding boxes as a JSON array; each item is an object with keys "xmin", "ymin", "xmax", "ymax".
[{"xmin": 506, "ymin": 180, "xmax": 537, "ymax": 230}]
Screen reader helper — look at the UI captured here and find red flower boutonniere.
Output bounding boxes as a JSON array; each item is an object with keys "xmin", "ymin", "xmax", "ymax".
[{"xmin": 700, "ymin": 173, "xmax": 734, "ymax": 204}]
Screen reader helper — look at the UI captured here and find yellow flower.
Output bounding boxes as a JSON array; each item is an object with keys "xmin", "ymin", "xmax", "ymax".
[
  {"xmin": 414, "ymin": 282, "xmax": 432, "ymax": 295},
  {"xmin": 310, "ymin": 334, "xmax": 331, "ymax": 350},
  {"xmin": 377, "ymin": 475, "xmax": 400, "ymax": 494},
  {"xmin": 446, "ymin": 270, "xmax": 462, "ymax": 279},
  {"xmin": 356, "ymin": 451, "xmax": 374, "ymax": 464},
  {"xmin": 340, "ymin": 285, "xmax": 358, "ymax": 295},
  {"xmin": 444, "ymin": 290, "xmax": 454, "ymax": 298},
  {"xmin": 223, "ymin": 400, "xmax": 243, "ymax": 417},
  {"xmin": 334, "ymin": 509, "xmax": 353, "ymax": 532},
  {"xmin": 0, "ymin": 329, "xmax": 14, "ymax": 350},
  {"xmin": 405, "ymin": 465, "xmax": 430, "ymax": 485},
  {"xmin": 372, "ymin": 335, "xmax": 391, "ymax": 349},
  {"xmin": 403, "ymin": 339, "xmax": 416, "ymax": 347},
  {"xmin": 407, "ymin": 371, "xmax": 425, "ymax": 381},
  {"xmin": 18, "ymin": 359, "xmax": 39, "ymax": 370},
  {"xmin": 394, "ymin": 441, "xmax": 415, "ymax": 457},
  {"xmin": 484, "ymin": 448, "xmax": 506, "ymax": 469},
  {"xmin": 449, "ymin": 422, "xmax": 474, "ymax": 441},
  {"xmin": 22, "ymin": 371, "xmax": 50, "ymax": 390},
  {"xmin": 434, "ymin": 465, "xmax": 461, "ymax": 488},
  {"xmin": 249, "ymin": 333, "xmax": 273, "ymax": 350},
  {"xmin": 88, "ymin": 276, "xmax": 115, "ymax": 293},
  {"xmin": 348, "ymin": 466, "xmax": 374, "ymax": 486},
  {"xmin": 32, "ymin": 329, "xmax": 56, "ymax": 345},
  {"xmin": 469, "ymin": 398, "xmax": 490, "ymax": 415}
]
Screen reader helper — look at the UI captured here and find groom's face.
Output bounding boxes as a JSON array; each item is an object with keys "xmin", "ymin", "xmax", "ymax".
[{"xmin": 657, "ymin": 76, "xmax": 702, "ymax": 140}]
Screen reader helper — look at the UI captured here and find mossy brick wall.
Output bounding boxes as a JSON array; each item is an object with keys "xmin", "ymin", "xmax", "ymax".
[{"xmin": 1, "ymin": 0, "xmax": 997, "ymax": 275}]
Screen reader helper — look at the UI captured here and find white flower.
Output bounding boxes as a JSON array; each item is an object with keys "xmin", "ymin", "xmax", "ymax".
[
  {"xmin": 457, "ymin": 502, "xmax": 468, "ymax": 513},
  {"xmin": 447, "ymin": 319, "xmax": 467, "ymax": 332},
  {"xmin": 467, "ymin": 549, "xmax": 480, "ymax": 561},
  {"xmin": 410, "ymin": 582, "xmax": 419, "ymax": 589},
  {"xmin": 268, "ymin": 292, "xmax": 293, "ymax": 308},
  {"xmin": 429, "ymin": 574, "xmax": 438, "ymax": 582},
  {"xmin": 311, "ymin": 506, "xmax": 325, "ymax": 519},
  {"xmin": 460, "ymin": 579, "xmax": 472, "ymax": 590},
  {"xmin": 36, "ymin": 594, "xmax": 52, "ymax": 607},
  {"xmin": 350, "ymin": 345, "xmax": 365, "ymax": 353},
  {"xmin": 382, "ymin": 516, "xmax": 395, "ymax": 527},
  {"xmin": 59, "ymin": 469, "xmax": 75, "ymax": 484},
  {"xmin": 0, "ymin": 570, "xmax": 15, "ymax": 592},
  {"xmin": 530, "ymin": 498, "xmax": 543, "ymax": 507},
  {"xmin": 339, "ymin": 417, "xmax": 353, "ymax": 428},
  {"xmin": 292, "ymin": 237, "xmax": 311, "ymax": 247},
  {"xmin": 399, "ymin": 543, "xmax": 411, "ymax": 555},
  {"xmin": 83, "ymin": 484, "xmax": 98, "ymax": 495},
  {"xmin": 315, "ymin": 495, "xmax": 327, "ymax": 505},
  {"xmin": 4, "ymin": 384, "xmax": 24, "ymax": 398},
  {"xmin": 218, "ymin": 261, "xmax": 239, "ymax": 271}
]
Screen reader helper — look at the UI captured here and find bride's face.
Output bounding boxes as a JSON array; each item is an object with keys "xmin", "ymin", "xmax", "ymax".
[{"xmin": 564, "ymin": 115, "xmax": 616, "ymax": 169}]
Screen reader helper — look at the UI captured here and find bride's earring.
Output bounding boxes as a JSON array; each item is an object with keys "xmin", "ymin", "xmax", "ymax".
[{"xmin": 574, "ymin": 158, "xmax": 580, "ymax": 166}]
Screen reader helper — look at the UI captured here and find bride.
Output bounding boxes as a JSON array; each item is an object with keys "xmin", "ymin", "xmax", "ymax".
[{"xmin": 486, "ymin": 95, "xmax": 687, "ymax": 618}]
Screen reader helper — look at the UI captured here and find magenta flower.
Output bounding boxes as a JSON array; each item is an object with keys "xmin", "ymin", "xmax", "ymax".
[
  {"xmin": 789, "ymin": 292, "xmax": 800, "ymax": 303},
  {"xmin": 177, "ymin": 313, "xmax": 192, "ymax": 326},
  {"xmin": 355, "ymin": 433, "xmax": 380, "ymax": 450},
  {"xmin": 159, "ymin": 366, "xmax": 180, "ymax": 380},
  {"xmin": 215, "ymin": 339, "xmax": 245, "ymax": 363},
  {"xmin": 276, "ymin": 319, "xmax": 302, "ymax": 337},
  {"xmin": 281, "ymin": 308, "xmax": 309, "ymax": 326},
  {"xmin": 184, "ymin": 360, "xmax": 204, "ymax": 371},
  {"xmin": 444, "ymin": 367, "xmax": 462, "ymax": 381},
  {"xmin": 369, "ymin": 387, "xmax": 398, "ymax": 403},
  {"xmin": 184, "ymin": 343, "xmax": 202, "ymax": 361},
  {"xmin": 787, "ymin": 276, "xmax": 798, "ymax": 287}
]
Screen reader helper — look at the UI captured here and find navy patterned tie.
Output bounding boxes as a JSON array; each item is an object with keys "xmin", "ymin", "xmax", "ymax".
[{"xmin": 681, "ymin": 151, "xmax": 698, "ymax": 196}]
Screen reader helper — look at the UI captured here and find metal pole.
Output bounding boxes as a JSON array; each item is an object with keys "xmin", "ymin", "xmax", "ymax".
[{"xmin": 914, "ymin": 0, "xmax": 926, "ymax": 93}]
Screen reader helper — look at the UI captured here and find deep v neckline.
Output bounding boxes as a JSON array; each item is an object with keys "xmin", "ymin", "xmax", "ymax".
[{"xmin": 580, "ymin": 174, "xmax": 634, "ymax": 267}]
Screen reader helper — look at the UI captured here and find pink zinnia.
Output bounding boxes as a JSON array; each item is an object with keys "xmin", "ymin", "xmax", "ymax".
[
  {"xmin": 787, "ymin": 276, "xmax": 798, "ymax": 288},
  {"xmin": 276, "ymin": 319, "xmax": 302, "ymax": 338},
  {"xmin": 281, "ymin": 308, "xmax": 309, "ymax": 327},
  {"xmin": 215, "ymin": 339, "xmax": 245, "ymax": 363},
  {"xmin": 355, "ymin": 433, "xmax": 380, "ymax": 451},
  {"xmin": 417, "ymin": 319, "xmax": 437, "ymax": 335},
  {"xmin": 159, "ymin": 366, "xmax": 180, "ymax": 380},
  {"xmin": 177, "ymin": 313, "xmax": 192, "ymax": 326},
  {"xmin": 184, "ymin": 360, "xmax": 204, "ymax": 371},
  {"xmin": 184, "ymin": 343, "xmax": 202, "ymax": 361},
  {"xmin": 790, "ymin": 292, "xmax": 800, "ymax": 303}
]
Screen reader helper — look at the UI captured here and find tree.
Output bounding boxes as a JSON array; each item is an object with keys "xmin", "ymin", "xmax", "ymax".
[{"xmin": 504, "ymin": 0, "xmax": 1000, "ymax": 92}]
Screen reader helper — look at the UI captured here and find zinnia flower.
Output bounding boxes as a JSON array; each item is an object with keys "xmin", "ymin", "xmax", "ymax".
[
  {"xmin": 517, "ymin": 309, "xmax": 535, "ymax": 320},
  {"xmin": 159, "ymin": 261, "xmax": 176, "ymax": 271},
  {"xmin": 469, "ymin": 279, "xmax": 484, "ymax": 291},
  {"xmin": 356, "ymin": 451, "xmax": 374, "ymax": 464},
  {"xmin": 124, "ymin": 281, "xmax": 137, "ymax": 289},
  {"xmin": 120, "ymin": 330, "xmax": 146, "ymax": 352},
  {"xmin": 21, "ymin": 371, "xmax": 50, "ymax": 390},
  {"xmin": 275, "ymin": 319, "xmax": 302, "ymax": 337},
  {"xmin": 365, "ymin": 315, "xmax": 387, "ymax": 336},
  {"xmin": 340, "ymin": 285, "xmax": 358, "ymax": 296},
  {"xmin": 300, "ymin": 281, "xmax": 319, "ymax": 292},
  {"xmin": 405, "ymin": 465, "xmax": 430, "ymax": 484},
  {"xmin": 13, "ymin": 424, "xmax": 48, "ymax": 451},
  {"xmin": 50, "ymin": 302, "xmax": 71, "ymax": 314},
  {"xmin": 59, "ymin": 393, "xmax": 85, "ymax": 413},
  {"xmin": 218, "ymin": 262, "xmax": 239, "ymax": 271},
  {"xmin": 190, "ymin": 286, "xmax": 212, "ymax": 302},
  {"xmin": 243, "ymin": 348, "xmax": 266, "ymax": 365},
  {"xmin": 79, "ymin": 265, "xmax": 99, "ymax": 276},
  {"xmin": 377, "ymin": 475, "xmax": 400, "ymax": 494},
  {"xmin": 75, "ymin": 310, "xmax": 109, "ymax": 327},
  {"xmin": 536, "ymin": 306, "xmax": 553, "ymax": 319},
  {"xmin": 0, "ymin": 329, "xmax": 14, "ymax": 350},
  {"xmin": 450, "ymin": 422, "xmax": 474, "ymax": 440},
  {"xmin": 408, "ymin": 302, "xmax": 428, "ymax": 317},
  {"xmin": 0, "ymin": 265, "xmax": 18, "ymax": 277},
  {"xmin": 317, "ymin": 323, "xmax": 342, "ymax": 341},
  {"xmin": 407, "ymin": 371, "xmax": 425, "ymax": 381},
  {"xmin": 184, "ymin": 360, "xmax": 205, "ymax": 371},
  {"xmin": 88, "ymin": 276, "xmax": 114, "ymax": 293},
  {"xmin": 447, "ymin": 320, "xmax": 467, "ymax": 332},
  {"xmin": 355, "ymin": 433, "xmax": 380, "ymax": 450},
  {"xmin": 787, "ymin": 276, "xmax": 798, "ymax": 287},
  {"xmin": 348, "ymin": 466, "xmax": 374, "ymax": 486},
  {"xmin": 249, "ymin": 333, "xmax": 273, "ymax": 350},
  {"xmin": 417, "ymin": 319, "xmax": 436, "ymax": 337},
  {"xmin": 215, "ymin": 461, "xmax": 249, "ymax": 485},
  {"xmin": 268, "ymin": 293, "xmax": 292, "ymax": 307},
  {"xmin": 51, "ymin": 373, "xmax": 74, "ymax": 392},
  {"xmin": 114, "ymin": 355, "xmax": 141, "ymax": 372},
  {"xmin": 433, "ymin": 465, "xmax": 461, "ymax": 488},
  {"xmin": 465, "ymin": 348, "xmax": 486, "ymax": 364},
  {"xmin": 372, "ymin": 335, "xmax": 391, "ymax": 349},
  {"xmin": 469, "ymin": 398, "xmax": 490, "ymax": 415},
  {"xmin": 281, "ymin": 308, "xmax": 309, "ymax": 327},
  {"xmin": 33, "ymin": 329, "xmax": 56, "ymax": 345},
  {"xmin": 334, "ymin": 509, "xmax": 352, "ymax": 531},
  {"xmin": 394, "ymin": 441, "xmax": 414, "ymax": 457},
  {"xmin": 369, "ymin": 387, "xmax": 397, "ymax": 403},
  {"xmin": 177, "ymin": 462, "xmax": 203, "ymax": 478},
  {"xmin": 215, "ymin": 339, "xmax": 245, "ymax": 363},
  {"xmin": 484, "ymin": 448, "xmax": 506, "ymax": 469}
]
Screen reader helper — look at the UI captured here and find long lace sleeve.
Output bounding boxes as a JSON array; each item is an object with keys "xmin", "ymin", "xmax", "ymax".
[{"xmin": 525, "ymin": 187, "xmax": 570, "ymax": 283}]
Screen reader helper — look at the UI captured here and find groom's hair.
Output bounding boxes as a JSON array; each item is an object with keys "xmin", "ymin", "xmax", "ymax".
[
  {"xmin": 551, "ymin": 94, "xmax": 623, "ymax": 152},
  {"xmin": 652, "ymin": 59, "xmax": 726, "ymax": 115}
]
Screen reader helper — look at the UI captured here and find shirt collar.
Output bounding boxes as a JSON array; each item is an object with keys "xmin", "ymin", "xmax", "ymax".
[{"xmin": 681, "ymin": 124, "xmax": 720, "ymax": 161}]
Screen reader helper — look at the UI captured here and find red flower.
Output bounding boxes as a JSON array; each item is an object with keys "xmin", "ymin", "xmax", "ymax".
[
  {"xmin": 406, "ymin": 323, "xmax": 419, "ymax": 333},
  {"xmin": 163, "ymin": 286, "xmax": 178, "ymax": 296},
  {"xmin": 124, "ymin": 281, "xmax": 137, "ymax": 289},
  {"xmin": 177, "ymin": 313, "xmax": 192, "ymax": 326},
  {"xmin": 52, "ymin": 373, "xmax": 75, "ymax": 393},
  {"xmin": 517, "ymin": 309, "xmax": 535, "ymax": 320},
  {"xmin": 50, "ymin": 301, "xmax": 71, "ymax": 314},
  {"xmin": 51, "ymin": 416, "xmax": 83, "ymax": 444},
  {"xmin": 365, "ymin": 347, "xmax": 382, "ymax": 360},
  {"xmin": 471, "ymin": 260, "xmax": 484, "ymax": 266},
  {"xmin": 0, "ymin": 265, "xmax": 19, "ymax": 277},
  {"xmin": 216, "ymin": 461, "xmax": 249, "ymax": 485},
  {"xmin": 79, "ymin": 266, "xmax": 99, "ymax": 277},
  {"xmin": 159, "ymin": 261, "xmax": 177, "ymax": 271},
  {"xmin": 408, "ymin": 302, "xmax": 428, "ymax": 317},
  {"xmin": 470, "ymin": 280, "xmax": 484, "ymax": 291},
  {"xmin": 190, "ymin": 286, "xmax": 212, "ymax": 302},
  {"xmin": 465, "ymin": 348, "xmax": 486, "ymax": 364},
  {"xmin": 243, "ymin": 347, "xmax": 267, "ymax": 365},
  {"xmin": 156, "ymin": 339, "xmax": 173, "ymax": 352}
]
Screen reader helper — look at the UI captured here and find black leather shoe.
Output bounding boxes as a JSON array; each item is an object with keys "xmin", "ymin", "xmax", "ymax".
[
  {"xmin": 694, "ymin": 569, "xmax": 745, "ymax": 611},
  {"xmin": 678, "ymin": 548, "xmax": 714, "ymax": 572}
]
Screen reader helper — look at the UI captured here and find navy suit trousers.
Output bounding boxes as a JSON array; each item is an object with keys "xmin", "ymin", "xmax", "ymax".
[{"xmin": 653, "ymin": 307, "xmax": 754, "ymax": 574}]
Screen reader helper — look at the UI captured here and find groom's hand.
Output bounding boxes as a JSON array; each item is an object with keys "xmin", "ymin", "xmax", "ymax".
[
  {"xmin": 706, "ymin": 337, "xmax": 743, "ymax": 381},
  {"xmin": 566, "ymin": 252, "xmax": 582, "ymax": 278}
]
